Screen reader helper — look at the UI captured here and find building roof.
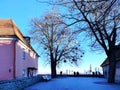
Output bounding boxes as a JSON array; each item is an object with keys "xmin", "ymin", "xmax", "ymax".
[
  {"xmin": 101, "ymin": 58, "xmax": 109, "ymax": 67},
  {"xmin": 101, "ymin": 45, "xmax": 120, "ymax": 67},
  {"xmin": 0, "ymin": 19, "xmax": 25, "ymax": 42},
  {"xmin": 0, "ymin": 19, "xmax": 39, "ymax": 57}
]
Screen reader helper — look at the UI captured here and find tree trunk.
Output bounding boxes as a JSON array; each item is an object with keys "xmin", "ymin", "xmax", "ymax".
[
  {"xmin": 50, "ymin": 51, "xmax": 57, "ymax": 78},
  {"xmin": 107, "ymin": 49, "xmax": 116, "ymax": 83},
  {"xmin": 51, "ymin": 60, "xmax": 57, "ymax": 78}
]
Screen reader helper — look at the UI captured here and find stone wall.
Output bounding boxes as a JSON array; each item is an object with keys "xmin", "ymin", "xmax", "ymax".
[{"xmin": 0, "ymin": 75, "xmax": 43, "ymax": 90}]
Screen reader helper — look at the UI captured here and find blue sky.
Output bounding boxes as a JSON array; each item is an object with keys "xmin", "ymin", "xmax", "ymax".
[{"xmin": 0, "ymin": 0, "xmax": 107, "ymax": 74}]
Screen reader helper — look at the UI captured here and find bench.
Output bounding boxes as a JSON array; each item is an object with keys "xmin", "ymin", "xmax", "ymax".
[{"xmin": 42, "ymin": 75, "xmax": 51, "ymax": 81}]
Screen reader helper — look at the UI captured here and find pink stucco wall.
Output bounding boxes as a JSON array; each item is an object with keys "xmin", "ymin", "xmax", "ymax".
[
  {"xmin": 0, "ymin": 39, "xmax": 38, "ymax": 81},
  {"xmin": 0, "ymin": 40, "xmax": 15, "ymax": 80},
  {"xmin": 15, "ymin": 41, "xmax": 38, "ymax": 78}
]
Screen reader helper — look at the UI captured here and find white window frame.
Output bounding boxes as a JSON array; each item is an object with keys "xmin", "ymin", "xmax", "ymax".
[{"xmin": 22, "ymin": 69, "xmax": 26, "ymax": 77}]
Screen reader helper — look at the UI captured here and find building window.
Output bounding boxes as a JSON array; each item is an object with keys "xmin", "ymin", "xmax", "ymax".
[
  {"xmin": 22, "ymin": 49, "xmax": 26, "ymax": 60},
  {"xmin": 116, "ymin": 64, "xmax": 120, "ymax": 68},
  {"xmin": 22, "ymin": 69, "xmax": 26, "ymax": 77}
]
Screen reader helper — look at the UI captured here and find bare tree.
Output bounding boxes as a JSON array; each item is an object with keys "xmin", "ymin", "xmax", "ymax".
[
  {"xmin": 29, "ymin": 10, "xmax": 83, "ymax": 78},
  {"xmin": 36, "ymin": 0, "xmax": 120, "ymax": 83},
  {"xmin": 72, "ymin": 0, "xmax": 120, "ymax": 83}
]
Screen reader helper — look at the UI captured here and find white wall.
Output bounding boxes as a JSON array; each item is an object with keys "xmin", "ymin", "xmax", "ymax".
[
  {"xmin": 103, "ymin": 65, "xmax": 109, "ymax": 78},
  {"xmin": 115, "ymin": 61, "xmax": 120, "ymax": 82}
]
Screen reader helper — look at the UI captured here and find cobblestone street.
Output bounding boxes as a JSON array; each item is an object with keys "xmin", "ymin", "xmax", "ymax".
[{"xmin": 25, "ymin": 77, "xmax": 120, "ymax": 90}]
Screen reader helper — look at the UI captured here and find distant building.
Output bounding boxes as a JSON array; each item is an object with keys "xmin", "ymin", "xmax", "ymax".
[
  {"xmin": 90, "ymin": 64, "xmax": 92, "ymax": 74},
  {"xmin": 101, "ymin": 45, "xmax": 120, "ymax": 82},
  {"xmin": 0, "ymin": 19, "xmax": 39, "ymax": 81}
]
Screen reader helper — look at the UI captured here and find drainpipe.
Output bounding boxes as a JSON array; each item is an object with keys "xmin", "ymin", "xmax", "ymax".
[{"xmin": 13, "ymin": 40, "xmax": 16, "ymax": 79}]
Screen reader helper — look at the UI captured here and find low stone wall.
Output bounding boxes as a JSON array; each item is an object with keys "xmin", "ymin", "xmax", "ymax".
[
  {"xmin": 57, "ymin": 74, "xmax": 104, "ymax": 78},
  {"xmin": 0, "ymin": 75, "xmax": 43, "ymax": 90}
]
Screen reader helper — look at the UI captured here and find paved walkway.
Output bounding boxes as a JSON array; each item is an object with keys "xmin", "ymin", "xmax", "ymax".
[{"xmin": 24, "ymin": 77, "xmax": 120, "ymax": 90}]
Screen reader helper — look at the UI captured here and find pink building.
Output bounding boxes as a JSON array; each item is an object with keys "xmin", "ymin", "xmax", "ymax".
[{"xmin": 0, "ymin": 19, "xmax": 39, "ymax": 81}]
